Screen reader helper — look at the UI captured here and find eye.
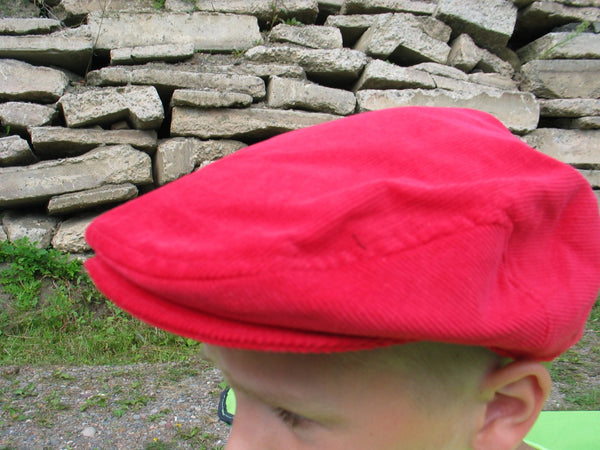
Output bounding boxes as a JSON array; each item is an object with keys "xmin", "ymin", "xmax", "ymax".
[{"xmin": 274, "ymin": 407, "xmax": 306, "ymax": 428}]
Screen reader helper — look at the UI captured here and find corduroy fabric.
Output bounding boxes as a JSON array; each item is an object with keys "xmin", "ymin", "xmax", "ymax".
[{"xmin": 85, "ymin": 107, "xmax": 600, "ymax": 361}]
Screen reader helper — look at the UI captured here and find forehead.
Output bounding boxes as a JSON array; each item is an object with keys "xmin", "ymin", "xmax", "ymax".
[
  {"xmin": 206, "ymin": 345, "xmax": 353, "ymax": 385},
  {"xmin": 204, "ymin": 345, "xmax": 404, "ymax": 403}
]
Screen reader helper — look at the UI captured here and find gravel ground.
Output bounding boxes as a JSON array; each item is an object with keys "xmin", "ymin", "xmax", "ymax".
[{"xmin": 0, "ymin": 357, "xmax": 231, "ymax": 449}]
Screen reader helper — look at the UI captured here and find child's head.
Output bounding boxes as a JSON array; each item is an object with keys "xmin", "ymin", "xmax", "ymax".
[
  {"xmin": 204, "ymin": 342, "xmax": 549, "ymax": 449},
  {"xmin": 85, "ymin": 107, "xmax": 600, "ymax": 449}
]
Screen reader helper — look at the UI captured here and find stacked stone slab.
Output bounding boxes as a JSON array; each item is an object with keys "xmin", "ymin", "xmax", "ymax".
[{"xmin": 0, "ymin": 0, "xmax": 599, "ymax": 253}]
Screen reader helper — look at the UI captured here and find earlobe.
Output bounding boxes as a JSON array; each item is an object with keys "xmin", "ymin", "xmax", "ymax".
[{"xmin": 471, "ymin": 361, "xmax": 552, "ymax": 450}]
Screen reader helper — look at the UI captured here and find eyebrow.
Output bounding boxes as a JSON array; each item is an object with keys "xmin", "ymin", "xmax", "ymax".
[
  {"xmin": 215, "ymin": 362, "xmax": 343, "ymax": 427},
  {"xmin": 218, "ymin": 364, "xmax": 290, "ymax": 405}
]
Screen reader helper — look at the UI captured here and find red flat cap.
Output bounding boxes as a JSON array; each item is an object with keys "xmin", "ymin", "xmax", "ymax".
[{"xmin": 85, "ymin": 107, "xmax": 600, "ymax": 361}]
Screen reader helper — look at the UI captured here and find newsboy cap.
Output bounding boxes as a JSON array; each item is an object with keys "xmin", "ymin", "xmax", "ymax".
[{"xmin": 86, "ymin": 107, "xmax": 600, "ymax": 361}]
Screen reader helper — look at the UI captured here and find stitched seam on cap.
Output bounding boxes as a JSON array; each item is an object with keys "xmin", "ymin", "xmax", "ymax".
[{"xmin": 97, "ymin": 219, "xmax": 511, "ymax": 282}]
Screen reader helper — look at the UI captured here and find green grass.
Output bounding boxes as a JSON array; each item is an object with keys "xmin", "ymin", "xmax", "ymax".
[
  {"xmin": 549, "ymin": 300, "xmax": 600, "ymax": 410},
  {"xmin": 0, "ymin": 238, "xmax": 200, "ymax": 365}
]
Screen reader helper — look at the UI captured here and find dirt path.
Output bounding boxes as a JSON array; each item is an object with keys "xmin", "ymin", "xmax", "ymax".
[{"xmin": 0, "ymin": 358, "xmax": 230, "ymax": 449}]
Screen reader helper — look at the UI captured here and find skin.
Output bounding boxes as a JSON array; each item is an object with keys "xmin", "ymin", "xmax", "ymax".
[{"xmin": 205, "ymin": 344, "xmax": 551, "ymax": 450}]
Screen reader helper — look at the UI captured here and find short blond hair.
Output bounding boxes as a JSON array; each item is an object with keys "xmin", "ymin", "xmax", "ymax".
[{"xmin": 337, "ymin": 342, "xmax": 502, "ymax": 409}]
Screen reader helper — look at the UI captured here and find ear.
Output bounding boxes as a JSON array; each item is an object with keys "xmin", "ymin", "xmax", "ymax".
[{"xmin": 471, "ymin": 360, "xmax": 551, "ymax": 450}]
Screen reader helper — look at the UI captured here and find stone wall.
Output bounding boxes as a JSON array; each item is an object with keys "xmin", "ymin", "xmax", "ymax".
[{"xmin": 0, "ymin": 0, "xmax": 599, "ymax": 254}]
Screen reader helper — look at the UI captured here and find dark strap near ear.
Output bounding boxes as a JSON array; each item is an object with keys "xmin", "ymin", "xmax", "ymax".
[{"xmin": 218, "ymin": 386, "xmax": 235, "ymax": 425}]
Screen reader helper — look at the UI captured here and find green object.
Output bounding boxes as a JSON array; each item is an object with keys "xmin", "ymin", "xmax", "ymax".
[
  {"xmin": 524, "ymin": 411, "xmax": 600, "ymax": 450},
  {"xmin": 218, "ymin": 387, "xmax": 236, "ymax": 424},
  {"xmin": 226, "ymin": 387, "xmax": 237, "ymax": 414}
]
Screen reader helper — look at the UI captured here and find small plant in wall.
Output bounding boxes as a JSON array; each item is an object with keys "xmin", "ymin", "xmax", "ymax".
[
  {"xmin": 266, "ymin": 1, "xmax": 286, "ymax": 31},
  {"xmin": 283, "ymin": 17, "xmax": 302, "ymax": 26},
  {"xmin": 232, "ymin": 48, "xmax": 246, "ymax": 58},
  {"xmin": 541, "ymin": 21, "xmax": 590, "ymax": 59}
]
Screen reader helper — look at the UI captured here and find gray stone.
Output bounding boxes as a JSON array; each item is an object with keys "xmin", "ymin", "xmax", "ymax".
[
  {"xmin": 515, "ymin": 2, "xmax": 600, "ymax": 43},
  {"xmin": 154, "ymin": 138, "xmax": 197, "ymax": 186},
  {"xmin": 188, "ymin": 60, "xmax": 306, "ymax": 81},
  {"xmin": 0, "ymin": 225, "xmax": 6, "ymax": 242},
  {"xmin": 0, "ymin": 59, "xmax": 69, "ymax": 103},
  {"xmin": 522, "ymin": 129, "xmax": 600, "ymax": 165},
  {"xmin": 324, "ymin": 14, "xmax": 381, "ymax": 46},
  {"xmin": 88, "ymin": 12, "xmax": 262, "ymax": 53},
  {"xmin": 517, "ymin": 32, "xmax": 600, "ymax": 64},
  {"xmin": 164, "ymin": 0, "xmax": 319, "ymax": 26},
  {"xmin": 0, "ymin": 0, "xmax": 40, "ymax": 17},
  {"xmin": 319, "ymin": 0, "xmax": 344, "ymax": 16},
  {"xmin": 30, "ymin": 127, "xmax": 158, "ymax": 159},
  {"xmin": 2, "ymin": 211, "xmax": 59, "ymax": 248},
  {"xmin": 356, "ymin": 88, "xmax": 540, "ymax": 134},
  {"xmin": 171, "ymin": 107, "xmax": 340, "ymax": 140},
  {"xmin": 0, "ymin": 28, "xmax": 93, "ymax": 74},
  {"xmin": 492, "ymin": 46, "xmax": 521, "ymax": 73},
  {"xmin": 52, "ymin": 214, "xmax": 100, "ymax": 253},
  {"xmin": 59, "ymin": 86, "xmax": 164, "ymax": 129},
  {"xmin": 447, "ymin": 34, "xmax": 481, "ymax": 72},
  {"xmin": 80, "ymin": 426, "xmax": 97, "ymax": 438},
  {"xmin": 520, "ymin": 60, "xmax": 600, "ymax": 99},
  {"xmin": 193, "ymin": 139, "xmax": 247, "ymax": 166},
  {"xmin": 340, "ymin": 0, "xmax": 437, "ymax": 15},
  {"xmin": 47, "ymin": 184, "xmax": 138, "ymax": 215},
  {"xmin": 0, "ymin": 18, "xmax": 62, "ymax": 35},
  {"xmin": 539, "ymin": 99, "xmax": 600, "ymax": 118},
  {"xmin": 0, "ymin": 136, "xmax": 36, "ymax": 167},
  {"xmin": 448, "ymin": 33, "xmax": 515, "ymax": 76},
  {"xmin": 578, "ymin": 170, "xmax": 600, "ymax": 188},
  {"xmin": 270, "ymin": 24, "xmax": 343, "ymax": 49},
  {"xmin": 417, "ymin": 16, "xmax": 453, "ymax": 43},
  {"xmin": 86, "ymin": 66, "xmax": 266, "ymax": 100},
  {"xmin": 53, "ymin": 0, "xmax": 156, "ymax": 25},
  {"xmin": 170, "ymin": 90, "xmax": 253, "ymax": 109},
  {"xmin": 428, "ymin": 76, "xmax": 505, "ymax": 96},
  {"xmin": 245, "ymin": 46, "xmax": 368, "ymax": 83},
  {"xmin": 0, "ymin": 145, "xmax": 152, "ymax": 208},
  {"xmin": 567, "ymin": 117, "xmax": 600, "ymax": 129},
  {"xmin": 0, "ymin": 102, "xmax": 57, "ymax": 134},
  {"xmin": 154, "ymin": 138, "xmax": 245, "ymax": 186},
  {"xmin": 434, "ymin": 0, "xmax": 518, "ymax": 50},
  {"xmin": 467, "ymin": 73, "xmax": 518, "ymax": 91},
  {"xmin": 111, "ymin": 43, "xmax": 195, "ymax": 65},
  {"xmin": 354, "ymin": 59, "xmax": 435, "ymax": 91},
  {"xmin": 411, "ymin": 62, "xmax": 468, "ymax": 81},
  {"xmin": 267, "ymin": 76, "xmax": 356, "ymax": 115},
  {"xmin": 475, "ymin": 47, "xmax": 515, "ymax": 77},
  {"xmin": 215, "ymin": 63, "xmax": 306, "ymax": 80},
  {"xmin": 596, "ymin": 190, "xmax": 600, "ymax": 210},
  {"xmin": 354, "ymin": 13, "xmax": 451, "ymax": 65}
]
